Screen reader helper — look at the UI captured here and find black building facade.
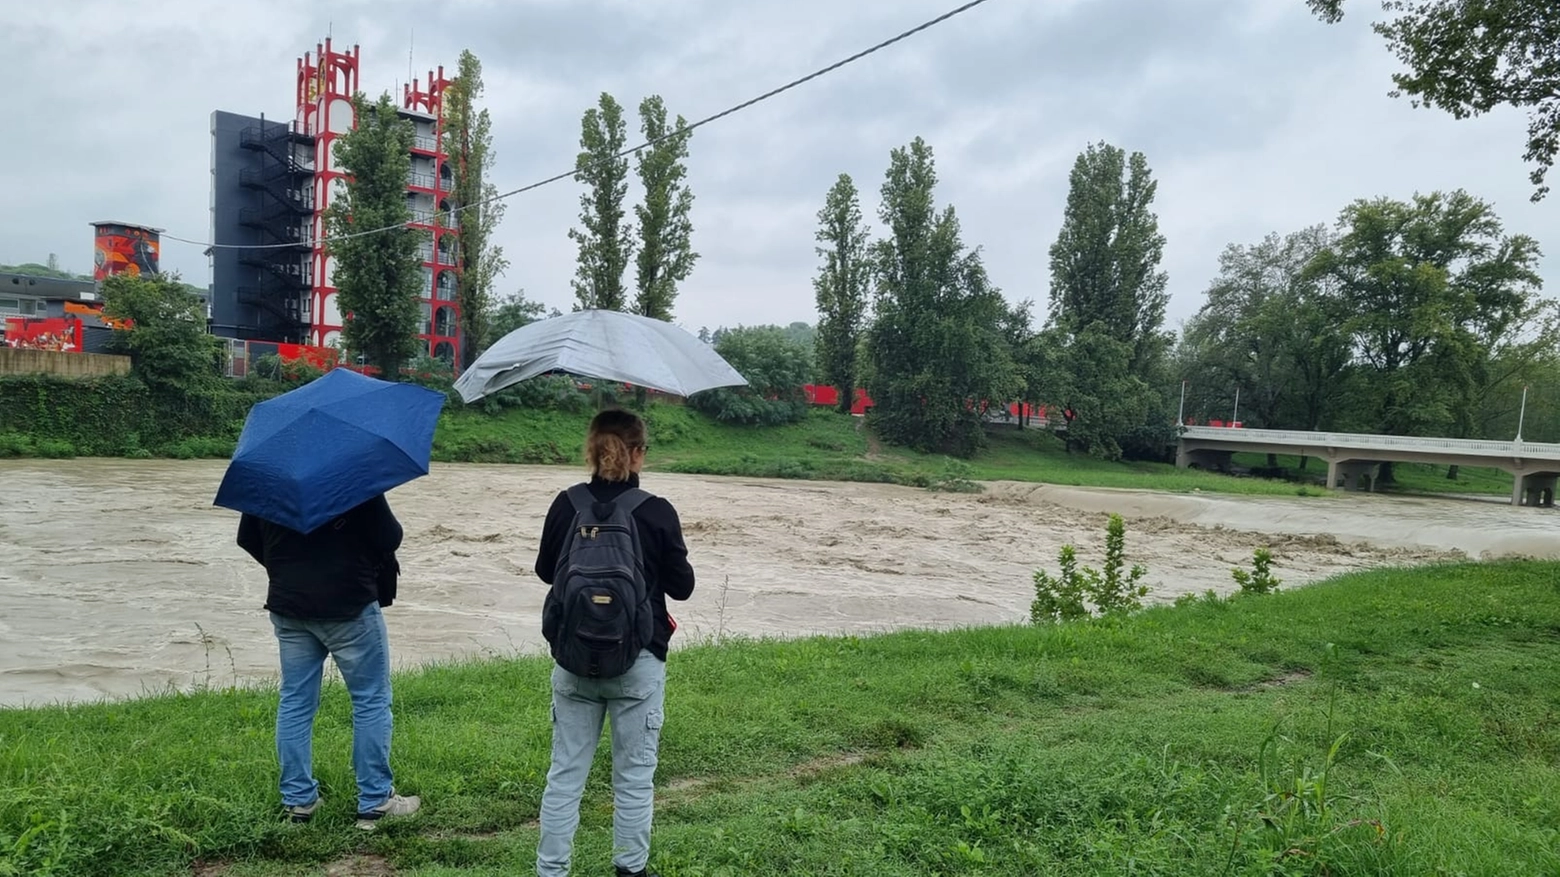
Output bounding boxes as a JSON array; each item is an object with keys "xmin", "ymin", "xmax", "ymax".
[{"xmin": 209, "ymin": 110, "xmax": 315, "ymax": 343}]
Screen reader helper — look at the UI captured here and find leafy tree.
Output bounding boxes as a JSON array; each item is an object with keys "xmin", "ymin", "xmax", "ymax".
[
  {"xmin": 689, "ymin": 325, "xmax": 814, "ymax": 425},
  {"xmin": 1, "ymin": 262, "xmax": 89, "ymax": 281},
  {"xmin": 570, "ymin": 93, "xmax": 634, "ymax": 311},
  {"xmin": 1048, "ymin": 142, "xmax": 1169, "ymax": 369},
  {"xmin": 480, "ymin": 289, "xmax": 555, "ymax": 355},
  {"xmin": 1307, "ymin": 189, "xmax": 1546, "ymax": 476},
  {"xmin": 864, "ymin": 137, "xmax": 1023, "ymax": 457},
  {"xmin": 1034, "ymin": 326, "xmax": 1158, "ymax": 459},
  {"xmin": 326, "ymin": 93, "xmax": 425, "ymax": 380},
  {"xmin": 813, "ymin": 173, "xmax": 872, "ymax": 413},
  {"xmin": 444, "ymin": 49, "xmax": 509, "ymax": 368},
  {"xmin": 1182, "ymin": 227, "xmax": 1352, "ymax": 431},
  {"xmin": 632, "ymin": 95, "xmax": 697, "ymax": 321},
  {"xmin": 1310, "ymin": 0, "xmax": 1560, "ymax": 201},
  {"xmin": 1044, "ymin": 142, "xmax": 1172, "ymax": 458},
  {"xmin": 101, "ymin": 272, "xmax": 221, "ymax": 394},
  {"xmin": 782, "ymin": 322, "xmax": 817, "ymax": 350}
]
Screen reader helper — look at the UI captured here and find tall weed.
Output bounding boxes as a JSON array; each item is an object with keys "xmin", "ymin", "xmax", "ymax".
[{"xmin": 1032, "ymin": 513, "xmax": 1149, "ymax": 622}]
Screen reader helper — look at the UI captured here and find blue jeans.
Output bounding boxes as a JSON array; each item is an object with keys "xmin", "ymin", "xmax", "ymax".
[
  {"xmin": 537, "ymin": 651, "xmax": 666, "ymax": 877},
  {"xmin": 270, "ymin": 602, "xmax": 395, "ymax": 814}
]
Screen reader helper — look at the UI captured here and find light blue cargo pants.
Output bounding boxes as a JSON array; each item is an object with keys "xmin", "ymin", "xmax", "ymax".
[{"xmin": 536, "ymin": 650, "xmax": 666, "ymax": 877}]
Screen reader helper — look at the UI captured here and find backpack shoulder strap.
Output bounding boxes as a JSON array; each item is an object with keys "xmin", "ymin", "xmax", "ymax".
[
  {"xmin": 565, "ymin": 484, "xmax": 596, "ymax": 517},
  {"xmin": 615, "ymin": 487, "xmax": 652, "ymax": 516}
]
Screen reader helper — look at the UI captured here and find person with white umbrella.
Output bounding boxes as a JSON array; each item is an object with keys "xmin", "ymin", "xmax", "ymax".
[{"xmin": 531, "ymin": 408, "xmax": 695, "ymax": 877}]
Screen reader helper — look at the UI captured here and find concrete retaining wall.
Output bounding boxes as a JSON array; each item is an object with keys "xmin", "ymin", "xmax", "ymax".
[{"xmin": 0, "ymin": 348, "xmax": 131, "ymax": 379}]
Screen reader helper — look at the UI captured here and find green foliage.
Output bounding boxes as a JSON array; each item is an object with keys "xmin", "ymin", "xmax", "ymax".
[
  {"xmin": 248, "ymin": 353, "xmax": 324, "ymax": 385},
  {"xmin": 0, "ymin": 261, "xmax": 88, "ymax": 281},
  {"xmin": 1030, "ymin": 544, "xmax": 1092, "ymax": 623},
  {"xmin": 100, "ymin": 272, "xmax": 221, "ymax": 396},
  {"xmin": 327, "ymin": 93, "xmax": 425, "ymax": 379},
  {"xmin": 1031, "ymin": 513, "xmax": 1149, "ymax": 622},
  {"xmin": 1042, "ymin": 142, "xmax": 1172, "ymax": 459},
  {"xmin": 0, "ymin": 374, "xmax": 267, "ymax": 457},
  {"xmin": 467, "ymin": 374, "xmax": 590, "ymax": 417},
  {"xmin": 571, "ymin": 93, "xmax": 634, "ymax": 311},
  {"xmin": 633, "ymin": 95, "xmax": 697, "ymax": 321},
  {"xmin": 814, "ymin": 173, "xmax": 872, "ymax": 413},
  {"xmin": 444, "ymin": 49, "xmax": 509, "ymax": 368},
  {"xmin": 480, "ymin": 289, "xmax": 554, "ymax": 355},
  {"xmin": 927, "ymin": 458, "xmax": 982, "ymax": 493},
  {"xmin": 689, "ymin": 326, "xmax": 814, "ymax": 425},
  {"xmin": 1311, "ymin": 0, "xmax": 1560, "ymax": 201},
  {"xmin": 1234, "ymin": 547, "xmax": 1284, "ymax": 596},
  {"xmin": 865, "ymin": 137, "xmax": 1023, "ymax": 458},
  {"xmin": 1308, "ymin": 190, "xmax": 1549, "ymax": 442},
  {"xmin": 1180, "ymin": 227, "xmax": 1351, "ymax": 431}
]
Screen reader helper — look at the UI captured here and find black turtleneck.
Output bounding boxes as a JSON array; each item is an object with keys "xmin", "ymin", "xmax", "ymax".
[{"xmin": 534, "ymin": 473, "xmax": 696, "ymax": 661}]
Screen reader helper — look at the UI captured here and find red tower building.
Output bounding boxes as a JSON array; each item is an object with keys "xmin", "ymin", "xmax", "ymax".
[
  {"xmin": 295, "ymin": 38, "xmax": 359, "ymax": 352},
  {"xmin": 402, "ymin": 67, "xmax": 462, "ymax": 365},
  {"xmin": 290, "ymin": 40, "xmax": 461, "ymax": 365}
]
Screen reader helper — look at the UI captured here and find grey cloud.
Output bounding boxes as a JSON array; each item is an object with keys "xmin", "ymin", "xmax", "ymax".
[{"xmin": 1, "ymin": 0, "xmax": 1552, "ymax": 337}]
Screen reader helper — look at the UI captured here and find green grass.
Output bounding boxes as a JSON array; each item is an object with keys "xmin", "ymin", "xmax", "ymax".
[
  {"xmin": 5, "ymin": 562, "xmax": 1560, "ymax": 875},
  {"xmin": 433, "ymin": 404, "xmax": 1314, "ymax": 496},
  {"xmin": 1231, "ymin": 452, "xmax": 1513, "ymax": 497}
]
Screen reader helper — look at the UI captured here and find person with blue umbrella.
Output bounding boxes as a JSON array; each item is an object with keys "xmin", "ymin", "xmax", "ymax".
[{"xmin": 219, "ymin": 368, "xmax": 444, "ymax": 831}]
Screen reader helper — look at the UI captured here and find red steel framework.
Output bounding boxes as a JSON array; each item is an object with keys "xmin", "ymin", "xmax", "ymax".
[
  {"xmin": 293, "ymin": 40, "xmax": 462, "ymax": 367},
  {"xmin": 404, "ymin": 66, "xmax": 462, "ymax": 367}
]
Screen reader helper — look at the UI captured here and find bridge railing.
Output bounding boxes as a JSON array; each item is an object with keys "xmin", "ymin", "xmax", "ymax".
[{"xmin": 1179, "ymin": 425, "xmax": 1560, "ymax": 458}]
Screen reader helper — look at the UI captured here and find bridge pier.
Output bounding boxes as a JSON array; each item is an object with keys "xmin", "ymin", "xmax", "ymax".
[
  {"xmin": 1175, "ymin": 447, "xmax": 1233, "ymax": 472},
  {"xmin": 1512, "ymin": 473, "xmax": 1558, "ymax": 507},
  {"xmin": 1326, "ymin": 460, "xmax": 1379, "ymax": 493}
]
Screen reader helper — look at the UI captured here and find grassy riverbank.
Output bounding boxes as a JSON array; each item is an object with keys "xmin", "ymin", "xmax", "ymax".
[
  {"xmin": 435, "ymin": 405, "xmax": 1314, "ymax": 497},
  {"xmin": 4, "ymin": 562, "xmax": 1557, "ymax": 875},
  {"xmin": 0, "ymin": 370, "xmax": 1311, "ymax": 496}
]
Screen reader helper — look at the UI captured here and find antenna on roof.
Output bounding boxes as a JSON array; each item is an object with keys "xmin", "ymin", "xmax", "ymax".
[{"xmin": 408, "ymin": 29, "xmax": 415, "ymax": 88}]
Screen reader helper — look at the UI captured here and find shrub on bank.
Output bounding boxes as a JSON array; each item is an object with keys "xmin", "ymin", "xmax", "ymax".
[{"xmin": 0, "ymin": 374, "xmax": 267, "ymax": 459}]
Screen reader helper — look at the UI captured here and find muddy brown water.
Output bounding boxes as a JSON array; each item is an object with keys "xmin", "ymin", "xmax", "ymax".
[{"xmin": 2, "ymin": 459, "xmax": 1552, "ymax": 708}]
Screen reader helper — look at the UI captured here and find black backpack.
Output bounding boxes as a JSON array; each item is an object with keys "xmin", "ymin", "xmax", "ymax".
[{"xmin": 542, "ymin": 485, "xmax": 654, "ymax": 678}]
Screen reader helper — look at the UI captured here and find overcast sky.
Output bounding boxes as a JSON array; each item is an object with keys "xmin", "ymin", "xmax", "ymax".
[{"xmin": 4, "ymin": 0, "xmax": 1553, "ymax": 335}]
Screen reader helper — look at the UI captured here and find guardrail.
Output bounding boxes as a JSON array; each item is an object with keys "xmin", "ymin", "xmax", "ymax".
[{"xmin": 1180, "ymin": 425, "xmax": 1560, "ymax": 459}]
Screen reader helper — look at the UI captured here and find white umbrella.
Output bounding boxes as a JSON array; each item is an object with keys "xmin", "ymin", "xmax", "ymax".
[{"xmin": 454, "ymin": 309, "xmax": 748, "ymax": 403}]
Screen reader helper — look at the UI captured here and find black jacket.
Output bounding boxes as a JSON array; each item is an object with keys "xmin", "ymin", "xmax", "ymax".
[
  {"xmin": 238, "ymin": 495, "xmax": 404, "ymax": 621},
  {"xmin": 535, "ymin": 474, "xmax": 695, "ymax": 660}
]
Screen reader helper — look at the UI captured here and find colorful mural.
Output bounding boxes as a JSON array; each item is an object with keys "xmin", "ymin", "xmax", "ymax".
[{"xmin": 91, "ymin": 223, "xmax": 161, "ymax": 281}]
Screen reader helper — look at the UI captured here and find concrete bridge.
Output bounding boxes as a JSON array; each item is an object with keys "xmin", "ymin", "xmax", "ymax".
[{"xmin": 1176, "ymin": 425, "xmax": 1560, "ymax": 507}]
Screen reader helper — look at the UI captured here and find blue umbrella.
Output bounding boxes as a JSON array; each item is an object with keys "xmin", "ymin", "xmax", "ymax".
[{"xmin": 214, "ymin": 368, "xmax": 447, "ymax": 533}]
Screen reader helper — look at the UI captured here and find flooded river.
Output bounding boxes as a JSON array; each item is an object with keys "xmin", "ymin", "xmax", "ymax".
[{"xmin": 2, "ymin": 459, "xmax": 1550, "ymax": 708}]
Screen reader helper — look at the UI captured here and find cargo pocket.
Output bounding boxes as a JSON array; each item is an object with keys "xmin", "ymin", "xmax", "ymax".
[{"xmin": 643, "ymin": 708, "xmax": 665, "ymax": 763}]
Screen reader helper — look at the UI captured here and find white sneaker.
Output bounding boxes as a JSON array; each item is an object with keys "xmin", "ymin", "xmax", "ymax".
[
  {"xmin": 284, "ymin": 796, "xmax": 321, "ymax": 824},
  {"xmin": 355, "ymin": 792, "xmax": 421, "ymax": 831}
]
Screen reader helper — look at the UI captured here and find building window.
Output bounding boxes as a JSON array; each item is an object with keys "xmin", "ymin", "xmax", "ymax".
[
  {"xmin": 433, "ymin": 341, "xmax": 455, "ymax": 363},
  {"xmin": 436, "ymin": 270, "xmax": 456, "ymax": 301},
  {"xmin": 434, "ymin": 305, "xmax": 455, "ymax": 337}
]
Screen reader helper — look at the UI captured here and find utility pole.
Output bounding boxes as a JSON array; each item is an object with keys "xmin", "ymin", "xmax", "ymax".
[
  {"xmin": 1231, "ymin": 386, "xmax": 1241, "ymax": 427},
  {"xmin": 1516, "ymin": 384, "xmax": 1529, "ymax": 443},
  {"xmin": 1177, "ymin": 380, "xmax": 1187, "ymax": 427}
]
